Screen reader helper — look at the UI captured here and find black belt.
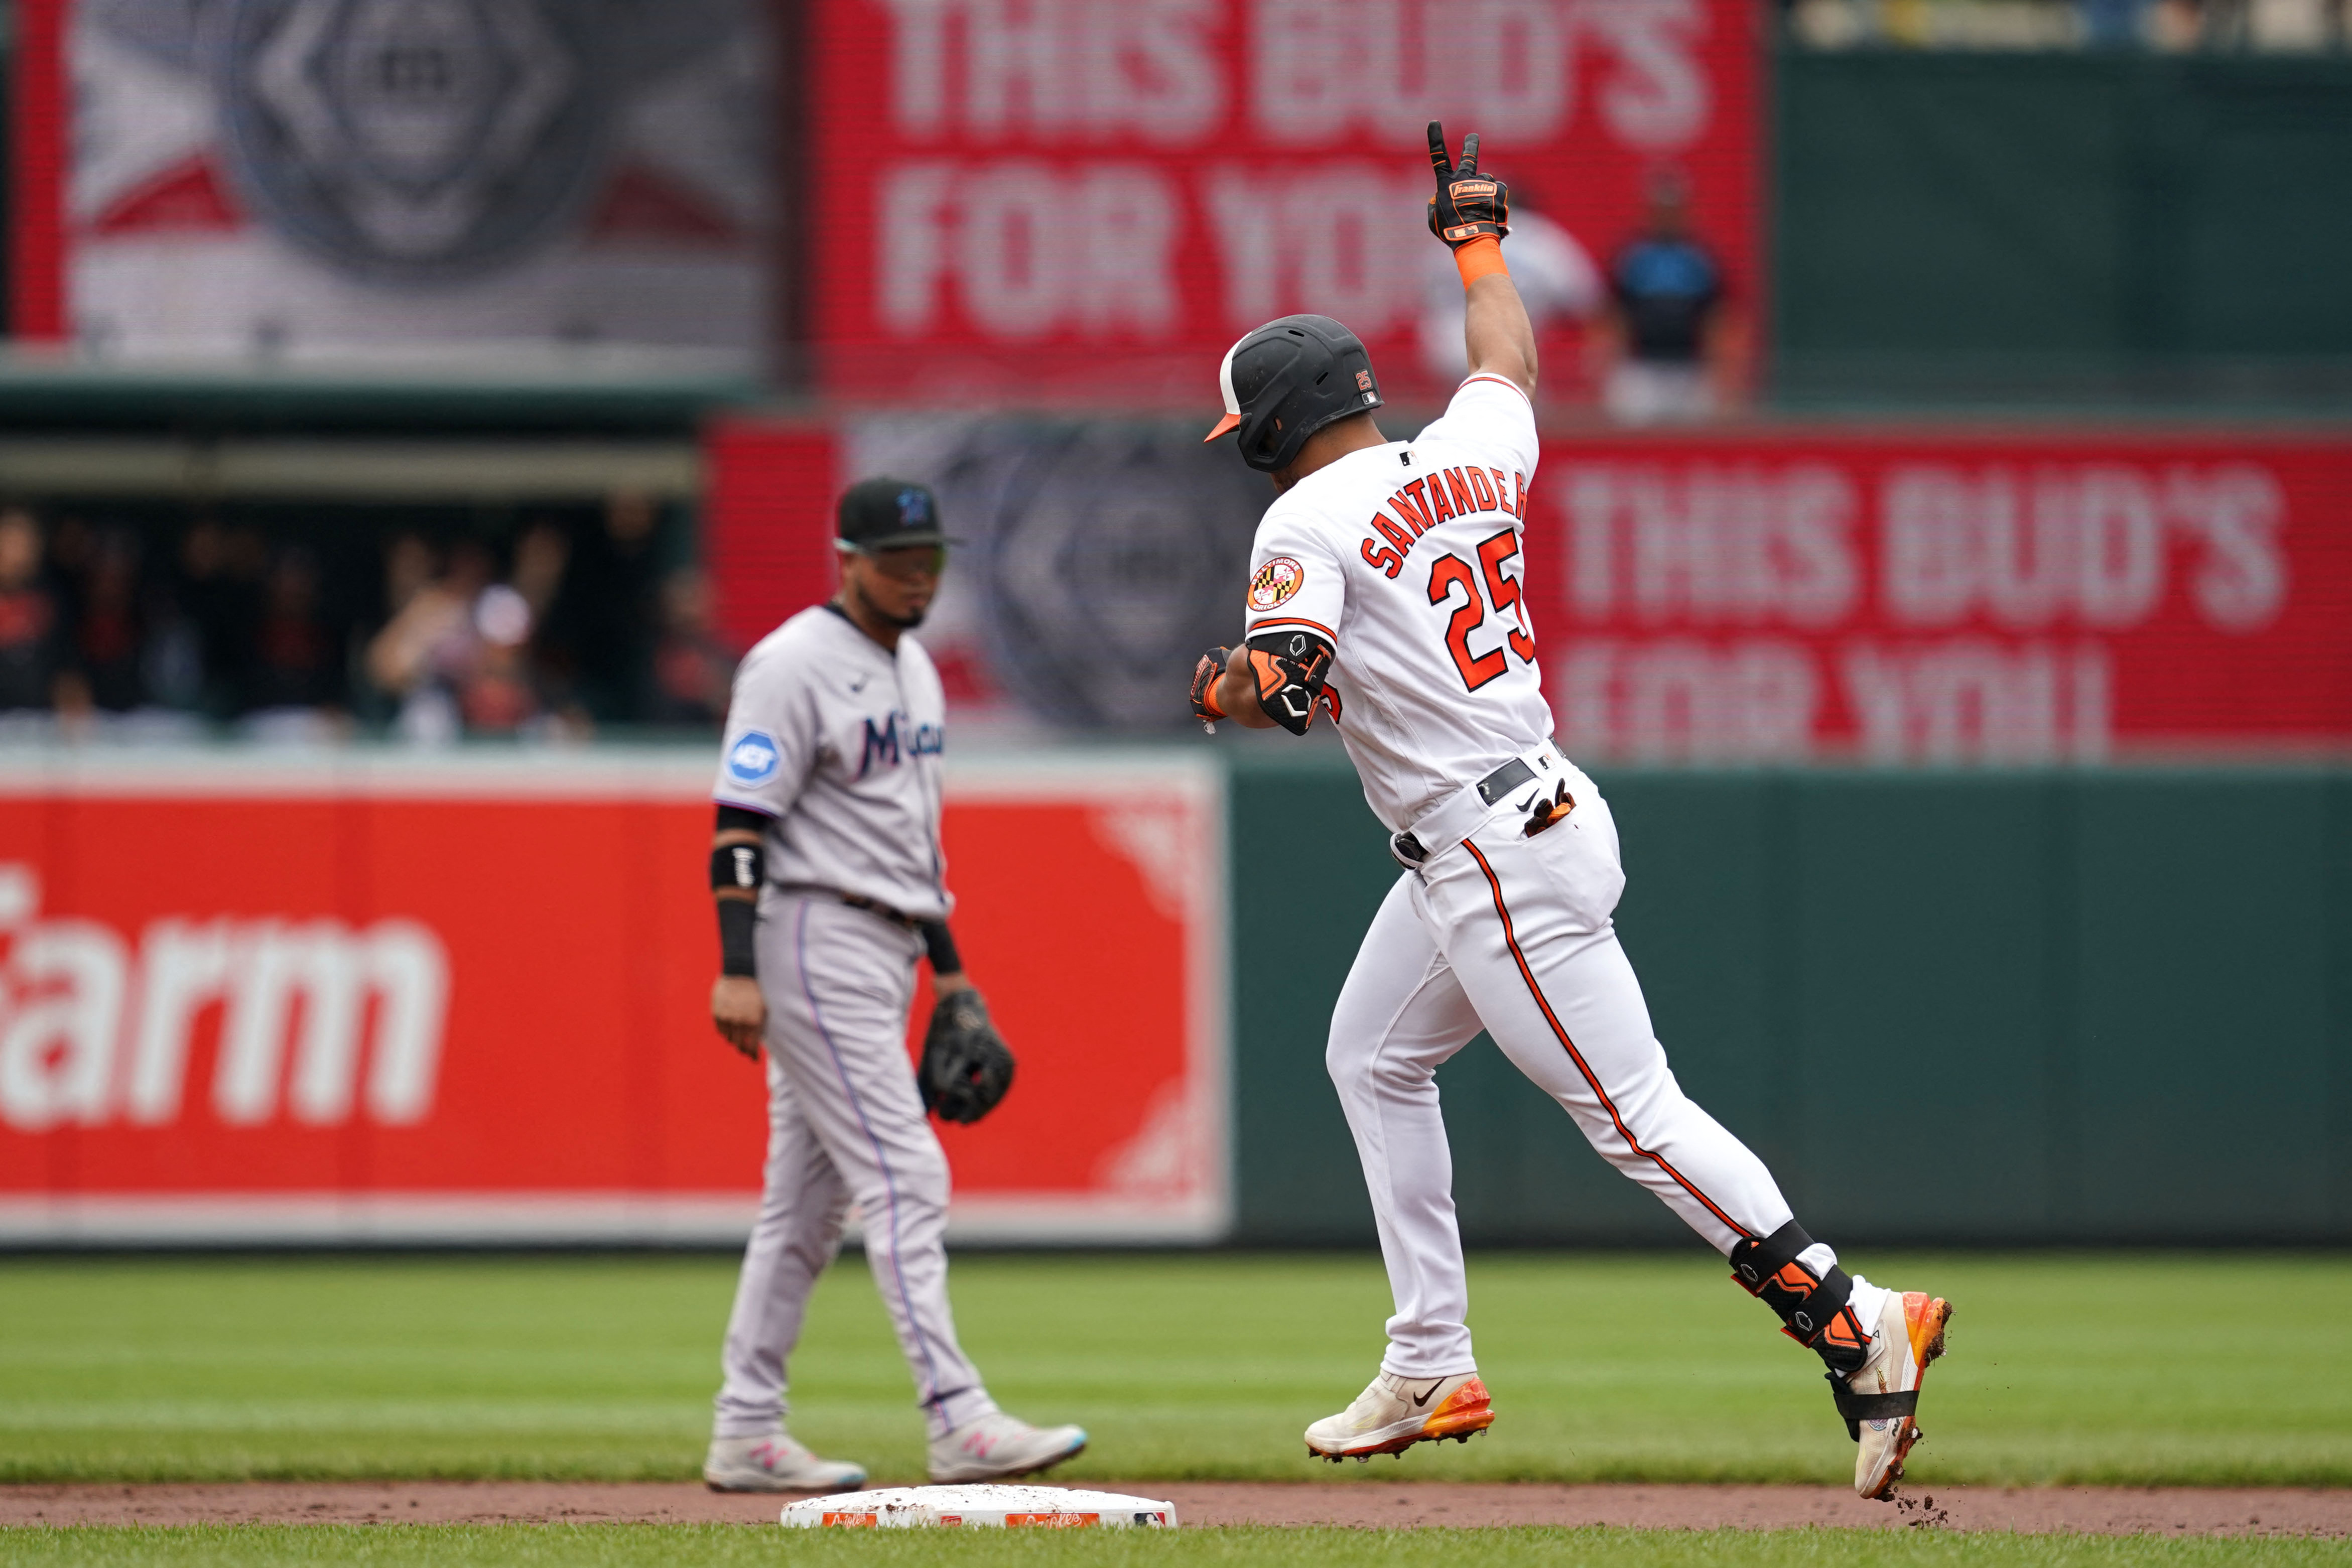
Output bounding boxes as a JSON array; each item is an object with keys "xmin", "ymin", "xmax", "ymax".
[
  {"xmin": 838, "ymin": 893, "xmax": 922, "ymax": 931},
  {"xmin": 776, "ymin": 886, "xmax": 925, "ymax": 930},
  {"xmin": 1390, "ymin": 753, "xmax": 1551, "ymax": 867}
]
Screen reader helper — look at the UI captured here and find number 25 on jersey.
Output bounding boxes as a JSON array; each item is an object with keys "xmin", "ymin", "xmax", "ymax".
[{"xmin": 1428, "ymin": 530, "xmax": 1536, "ymax": 692}]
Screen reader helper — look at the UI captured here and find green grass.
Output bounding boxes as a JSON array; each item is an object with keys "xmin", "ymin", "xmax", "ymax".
[
  {"xmin": 2, "ymin": 1528, "xmax": 2348, "ymax": 1568},
  {"xmin": 1, "ymin": 1252, "xmax": 2347, "ymax": 1487}
]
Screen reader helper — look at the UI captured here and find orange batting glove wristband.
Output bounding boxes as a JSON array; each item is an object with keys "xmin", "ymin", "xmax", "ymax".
[{"xmin": 1455, "ymin": 235, "xmax": 1508, "ymax": 288}]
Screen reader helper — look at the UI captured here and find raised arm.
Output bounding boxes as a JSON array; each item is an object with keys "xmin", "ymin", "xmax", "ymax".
[{"xmin": 1428, "ymin": 122, "xmax": 1536, "ymax": 399}]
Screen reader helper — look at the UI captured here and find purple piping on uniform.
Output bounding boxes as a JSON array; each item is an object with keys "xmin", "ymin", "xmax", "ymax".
[{"xmin": 794, "ymin": 899, "xmax": 950, "ymax": 1416}]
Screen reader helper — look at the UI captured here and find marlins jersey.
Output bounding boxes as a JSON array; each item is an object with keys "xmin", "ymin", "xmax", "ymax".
[
  {"xmin": 713, "ymin": 604, "xmax": 951, "ymax": 921},
  {"xmin": 1244, "ymin": 375, "xmax": 1547, "ymax": 831}
]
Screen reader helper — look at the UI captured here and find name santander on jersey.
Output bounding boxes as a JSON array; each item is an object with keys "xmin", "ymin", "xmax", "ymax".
[{"xmin": 1244, "ymin": 375, "xmax": 1553, "ymax": 833}]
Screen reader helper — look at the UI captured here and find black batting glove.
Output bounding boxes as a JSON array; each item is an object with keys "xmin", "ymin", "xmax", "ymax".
[{"xmin": 1426, "ymin": 120, "xmax": 1509, "ymax": 248}]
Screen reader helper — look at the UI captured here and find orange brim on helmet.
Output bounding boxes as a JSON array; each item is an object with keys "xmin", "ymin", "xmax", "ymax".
[{"xmin": 1203, "ymin": 335, "xmax": 1246, "ymax": 442}]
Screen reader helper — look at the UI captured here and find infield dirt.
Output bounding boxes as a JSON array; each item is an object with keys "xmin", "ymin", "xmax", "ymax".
[{"xmin": 3, "ymin": 1483, "xmax": 2346, "ymax": 1536}]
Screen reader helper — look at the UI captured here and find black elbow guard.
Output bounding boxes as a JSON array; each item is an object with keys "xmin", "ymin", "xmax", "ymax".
[{"xmin": 1244, "ymin": 628, "xmax": 1336, "ymax": 736}]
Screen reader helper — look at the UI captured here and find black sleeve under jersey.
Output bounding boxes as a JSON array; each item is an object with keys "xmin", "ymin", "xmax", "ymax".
[{"xmin": 715, "ymin": 804, "xmax": 770, "ymax": 836}]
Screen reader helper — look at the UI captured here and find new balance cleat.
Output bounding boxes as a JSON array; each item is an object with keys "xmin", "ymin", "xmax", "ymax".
[
  {"xmin": 1836, "ymin": 1290, "xmax": 1953, "ymax": 1500},
  {"xmin": 1304, "ymin": 1370, "xmax": 1494, "ymax": 1461},
  {"xmin": 703, "ymin": 1433, "xmax": 868, "ymax": 1493},
  {"xmin": 927, "ymin": 1411, "xmax": 1089, "ymax": 1483}
]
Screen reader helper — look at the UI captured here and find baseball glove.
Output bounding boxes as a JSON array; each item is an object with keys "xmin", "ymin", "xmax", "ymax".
[{"xmin": 919, "ymin": 987, "xmax": 1015, "ymax": 1124}]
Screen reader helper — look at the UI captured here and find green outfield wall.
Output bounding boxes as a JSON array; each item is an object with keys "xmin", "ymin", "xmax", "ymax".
[
  {"xmin": 1773, "ymin": 52, "xmax": 2352, "ymax": 408},
  {"xmin": 1226, "ymin": 756, "xmax": 2352, "ymax": 1246}
]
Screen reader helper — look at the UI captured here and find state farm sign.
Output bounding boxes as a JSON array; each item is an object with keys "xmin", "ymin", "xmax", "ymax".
[
  {"xmin": 0, "ymin": 862, "xmax": 447, "ymax": 1135},
  {"xmin": 0, "ymin": 753, "xmax": 1228, "ymax": 1246},
  {"xmin": 1519, "ymin": 430, "xmax": 2352, "ymax": 761},
  {"xmin": 810, "ymin": 0, "xmax": 1760, "ymax": 402}
]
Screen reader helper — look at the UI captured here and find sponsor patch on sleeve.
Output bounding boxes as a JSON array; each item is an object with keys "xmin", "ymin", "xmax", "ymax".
[
  {"xmin": 1247, "ymin": 556, "xmax": 1305, "ymax": 612},
  {"xmin": 725, "ymin": 730, "xmax": 781, "ymax": 787}
]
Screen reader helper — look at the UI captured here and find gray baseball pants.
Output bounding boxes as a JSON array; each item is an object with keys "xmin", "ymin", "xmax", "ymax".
[{"xmin": 712, "ymin": 892, "xmax": 998, "ymax": 1442}]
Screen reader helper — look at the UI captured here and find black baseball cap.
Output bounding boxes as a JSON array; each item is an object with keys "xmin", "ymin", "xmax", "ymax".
[{"xmin": 837, "ymin": 477, "xmax": 958, "ymax": 551}]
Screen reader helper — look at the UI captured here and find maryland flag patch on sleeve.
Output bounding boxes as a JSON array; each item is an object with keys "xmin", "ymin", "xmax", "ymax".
[{"xmin": 1248, "ymin": 556, "xmax": 1305, "ymax": 611}]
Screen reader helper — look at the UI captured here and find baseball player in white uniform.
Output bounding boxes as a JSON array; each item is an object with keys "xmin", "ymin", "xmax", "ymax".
[
  {"xmin": 1191, "ymin": 125, "xmax": 1953, "ymax": 1501},
  {"xmin": 701, "ymin": 477, "xmax": 1085, "ymax": 1492}
]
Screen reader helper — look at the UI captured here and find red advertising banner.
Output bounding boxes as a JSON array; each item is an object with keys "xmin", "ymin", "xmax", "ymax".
[
  {"xmin": 0, "ymin": 752, "xmax": 1227, "ymax": 1243},
  {"xmin": 700, "ymin": 416, "xmax": 2352, "ymax": 754},
  {"xmin": 1517, "ymin": 427, "xmax": 2352, "ymax": 761},
  {"xmin": 807, "ymin": 0, "xmax": 1763, "ymax": 404}
]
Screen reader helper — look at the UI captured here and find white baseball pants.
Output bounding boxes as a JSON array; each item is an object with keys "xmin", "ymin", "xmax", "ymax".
[
  {"xmin": 1328, "ymin": 767, "xmax": 1798, "ymax": 1377},
  {"xmin": 713, "ymin": 893, "xmax": 998, "ymax": 1441}
]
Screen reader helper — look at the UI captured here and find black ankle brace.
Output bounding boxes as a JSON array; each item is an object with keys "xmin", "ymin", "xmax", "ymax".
[{"xmin": 1728, "ymin": 1220, "xmax": 1870, "ymax": 1377}]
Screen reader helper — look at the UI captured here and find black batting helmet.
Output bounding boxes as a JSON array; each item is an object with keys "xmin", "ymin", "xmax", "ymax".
[{"xmin": 1203, "ymin": 315, "xmax": 1384, "ymax": 474}]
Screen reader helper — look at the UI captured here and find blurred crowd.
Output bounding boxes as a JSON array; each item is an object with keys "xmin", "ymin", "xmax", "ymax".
[
  {"xmin": 0, "ymin": 493, "xmax": 738, "ymax": 744},
  {"xmin": 1419, "ymin": 169, "xmax": 1747, "ymax": 425},
  {"xmin": 1787, "ymin": 0, "xmax": 2351, "ymax": 49}
]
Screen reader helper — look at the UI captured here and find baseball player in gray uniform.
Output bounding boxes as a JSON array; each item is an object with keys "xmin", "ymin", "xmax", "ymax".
[
  {"xmin": 700, "ymin": 477, "xmax": 1084, "ymax": 1492},
  {"xmin": 1191, "ymin": 125, "xmax": 1951, "ymax": 1501}
]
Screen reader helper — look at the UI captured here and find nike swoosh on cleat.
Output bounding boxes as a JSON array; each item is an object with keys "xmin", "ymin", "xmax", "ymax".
[{"xmin": 1411, "ymin": 1379, "xmax": 1444, "ymax": 1408}]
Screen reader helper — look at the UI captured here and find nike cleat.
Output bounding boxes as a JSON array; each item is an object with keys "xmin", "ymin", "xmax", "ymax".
[
  {"xmin": 1304, "ymin": 1370, "xmax": 1494, "ymax": 1462},
  {"xmin": 1837, "ymin": 1290, "xmax": 1953, "ymax": 1500}
]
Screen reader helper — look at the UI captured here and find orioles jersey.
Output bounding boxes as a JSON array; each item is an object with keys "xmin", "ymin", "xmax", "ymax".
[{"xmin": 1242, "ymin": 374, "xmax": 1547, "ymax": 832}]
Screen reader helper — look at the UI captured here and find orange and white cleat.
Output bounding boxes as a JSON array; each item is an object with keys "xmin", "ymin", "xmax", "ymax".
[
  {"xmin": 1836, "ymin": 1290, "xmax": 1954, "ymax": 1500},
  {"xmin": 1304, "ymin": 1370, "xmax": 1495, "ymax": 1462}
]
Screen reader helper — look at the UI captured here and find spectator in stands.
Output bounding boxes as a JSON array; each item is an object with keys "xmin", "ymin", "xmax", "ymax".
[
  {"xmin": 647, "ymin": 567, "xmax": 735, "ymax": 728},
  {"xmin": 0, "ymin": 507, "xmax": 72, "ymax": 715},
  {"xmin": 242, "ymin": 546, "xmax": 349, "ymax": 741},
  {"xmin": 367, "ymin": 536, "xmax": 486, "ymax": 744},
  {"xmin": 1420, "ymin": 197, "xmax": 1603, "ymax": 391},
  {"xmin": 457, "ymin": 568, "xmax": 540, "ymax": 736},
  {"xmin": 559, "ymin": 488, "xmax": 664, "ymax": 721},
  {"xmin": 383, "ymin": 530, "xmax": 438, "ymax": 620},
  {"xmin": 1596, "ymin": 168, "xmax": 1747, "ymax": 424},
  {"xmin": 67, "ymin": 528, "xmax": 151, "ymax": 713},
  {"xmin": 177, "ymin": 516, "xmax": 268, "ymax": 719},
  {"xmin": 508, "ymin": 517, "xmax": 594, "ymax": 732},
  {"xmin": 366, "ymin": 533, "xmax": 591, "ymax": 742}
]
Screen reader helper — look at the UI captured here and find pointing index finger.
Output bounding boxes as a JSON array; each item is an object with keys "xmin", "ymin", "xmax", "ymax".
[{"xmin": 1426, "ymin": 120, "xmax": 1453, "ymax": 181}]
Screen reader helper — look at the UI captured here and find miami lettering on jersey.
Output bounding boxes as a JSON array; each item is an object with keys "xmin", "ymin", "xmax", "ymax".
[
  {"xmin": 713, "ymin": 605, "xmax": 955, "ymax": 922},
  {"xmin": 858, "ymin": 710, "xmax": 946, "ymax": 778},
  {"xmin": 1240, "ymin": 374, "xmax": 1554, "ymax": 833}
]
